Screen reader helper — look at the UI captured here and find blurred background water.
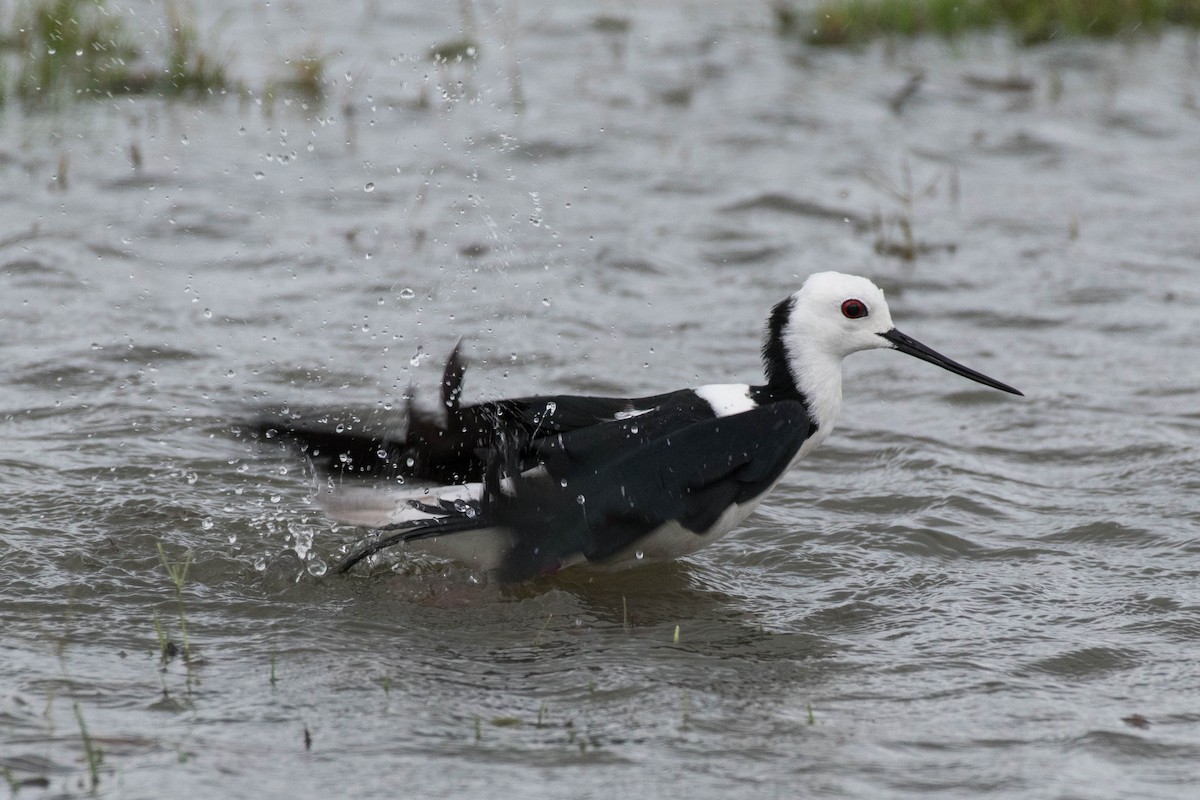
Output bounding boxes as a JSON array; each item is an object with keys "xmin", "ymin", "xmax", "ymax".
[{"xmin": 1, "ymin": 1, "xmax": 1199, "ymax": 797}]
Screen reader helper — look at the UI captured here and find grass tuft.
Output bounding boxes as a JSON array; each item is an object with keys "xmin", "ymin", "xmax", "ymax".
[
  {"xmin": 73, "ymin": 700, "xmax": 103, "ymax": 790},
  {"xmin": 6, "ymin": 0, "xmax": 231, "ymax": 107},
  {"xmin": 12, "ymin": 0, "xmax": 139, "ymax": 103},
  {"xmin": 777, "ymin": 0, "xmax": 1200, "ymax": 46},
  {"xmin": 263, "ymin": 47, "xmax": 326, "ymax": 108},
  {"xmin": 157, "ymin": 541, "xmax": 195, "ymax": 692},
  {"xmin": 161, "ymin": 1, "xmax": 228, "ymax": 97}
]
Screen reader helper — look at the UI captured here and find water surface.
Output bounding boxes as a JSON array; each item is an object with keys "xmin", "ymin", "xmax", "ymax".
[{"xmin": 2, "ymin": 2, "xmax": 1199, "ymax": 797}]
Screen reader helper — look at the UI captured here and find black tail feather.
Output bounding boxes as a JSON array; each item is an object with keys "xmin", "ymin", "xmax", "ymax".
[{"xmin": 333, "ymin": 513, "xmax": 486, "ymax": 574}]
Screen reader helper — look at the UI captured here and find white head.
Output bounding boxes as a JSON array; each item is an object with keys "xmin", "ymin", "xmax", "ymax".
[
  {"xmin": 762, "ymin": 271, "xmax": 1021, "ymax": 434},
  {"xmin": 789, "ymin": 272, "xmax": 896, "ymax": 358}
]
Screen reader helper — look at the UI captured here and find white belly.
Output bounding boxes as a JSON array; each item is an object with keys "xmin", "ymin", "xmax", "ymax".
[{"xmin": 585, "ymin": 495, "xmax": 767, "ymax": 571}]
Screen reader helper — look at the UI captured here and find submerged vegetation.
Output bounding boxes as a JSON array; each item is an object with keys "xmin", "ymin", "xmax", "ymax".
[{"xmin": 776, "ymin": 0, "xmax": 1200, "ymax": 45}]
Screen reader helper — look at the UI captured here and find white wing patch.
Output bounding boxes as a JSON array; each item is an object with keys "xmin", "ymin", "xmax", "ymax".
[{"xmin": 694, "ymin": 384, "xmax": 755, "ymax": 417}]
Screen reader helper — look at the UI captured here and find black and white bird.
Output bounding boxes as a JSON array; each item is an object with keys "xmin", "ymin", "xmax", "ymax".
[{"xmin": 249, "ymin": 272, "xmax": 1022, "ymax": 582}]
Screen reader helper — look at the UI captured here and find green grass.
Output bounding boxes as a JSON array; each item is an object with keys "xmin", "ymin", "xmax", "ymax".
[
  {"xmin": 263, "ymin": 47, "xmax": 326, "ymax": 108},
  {"xmin": 4, "ymin": 0, "xmax": 231, "ymax": 106},
  {"xmin": 777, "ymin": 0, "xmax": 1200, "ymax": 45},
  {"xmin": 73, "ymin": 700, "xmax": 103, "ymax": 790},
  {"xmin": 10, "ymin": 0, "xmax": 138, "ymax": 102},
  {"xmin": 157, "ymin": 541, "xmax": 195, "ymax": 692},
  {"xmin": 161, "ymin": 2, "xmax": 228, "ymax": 96}
]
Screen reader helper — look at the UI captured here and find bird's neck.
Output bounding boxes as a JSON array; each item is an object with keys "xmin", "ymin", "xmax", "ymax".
[
  {"xmin": 762, "ymin": 331, "xmax": 844, "ymax": 437},
  {"xmin": 790, "ymin": 349, "xmax": 843, "ymax": 438}
]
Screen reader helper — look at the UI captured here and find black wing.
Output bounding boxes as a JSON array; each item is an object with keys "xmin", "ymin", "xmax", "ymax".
[
  {"xmin": 244, "ymin": 344, "xmax": 685, "ymax": 484},
  {"xmin": 490, "ymin": 399, "xmax": 813, "ymax": 581}
]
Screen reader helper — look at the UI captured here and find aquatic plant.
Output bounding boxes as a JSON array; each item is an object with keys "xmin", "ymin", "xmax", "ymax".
[
  {"xmin": 532, "ymin": 611, "xmax": 553, "ymax": 645},
  {"xmin": 5, "ymin": 0, "xmax": 230, "ymax": 106},
  {"xmin": 73, "ymin": 700, "xmax": 103, "ymax": 790},
  {"xmin": 157, "ymin": 541, "xmax": 195, "ymax": 692},
  {"xmin": 865, "ymin": 158, "xmax": 958, "ymax": 261},
  {"xmin": 160, "ymin": 1, "xmax": 228, "ymax": 97},
  {"xmin": 775, "ymin": 0, "xmax": 1200, "ymax": 45},
  {"xmin": 263, "ymin": 47, "xmax": 327, "ymax": 108},
  {"xmin": 10, "ymin": 0, "xmax": 139, "ymax": 103}
]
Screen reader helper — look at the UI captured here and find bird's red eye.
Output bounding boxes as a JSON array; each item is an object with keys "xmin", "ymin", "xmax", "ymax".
[{"xmin": 841, "ymin": 299, "xmax": 868, "ymax": 319}]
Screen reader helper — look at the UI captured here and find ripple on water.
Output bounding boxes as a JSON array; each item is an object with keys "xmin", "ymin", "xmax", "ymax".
[
  {"xmin": 1037, "ymin": 520, "xmax": 1167, "ymax": 548},
  {"xmin": 1021, "ymin": 646, "xmax": 1143, "ymax": 679}
]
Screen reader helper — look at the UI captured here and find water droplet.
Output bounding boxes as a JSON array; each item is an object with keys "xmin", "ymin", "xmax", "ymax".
[
  {"xmin": 254, "ymin": 171, "xmax": 265, "ymax": 180},
  {"xmin": 635, "ymin": 550, "xmax": 644, "ymax": 560},
  {"xmin": 307, "ymin": 558, "xmax": 328, "ymax": 577},
  {"xmin": 201, "ymin": 516, "xmax": 214, "ymax": 530},
  {"xmin": 180, "ymin": 134, "xmax": 189, "ymax": 145},
  {"xmin": 576, "ymin": 495, "xmax": 585, "ymax": 505},
  {"xmin": 399, "ymin": 287, "xmax": 415, "ymax": 299},
  {"xmin": 541, "ymin": 298, "xmax": 551, "ymax": 307},
  {"xmin": 364, "ymin": 182, "xmax": 375, "ymax": 192},
  {"xmin": 203, "ymin": 308, "xmax": 212, "ymax": 319},
  {"xmin": 185, "ymin": 472, "xmax": 198, "ymax": 485},
  {"xmin": 228, "ymin": 533, "xmax": 238, "ymax": 545},
  {"xmin": 560, "ymin": 479, "xmax": 568, "ymax": 488},
  {"xmin": 630, "ymin": 425, "xmax": 639, "ymax": 435}
]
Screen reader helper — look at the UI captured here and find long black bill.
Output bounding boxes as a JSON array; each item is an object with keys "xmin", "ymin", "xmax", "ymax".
[{"xmin": 881, "ymin": 329, "xmax": 1023, "ymax": 396}]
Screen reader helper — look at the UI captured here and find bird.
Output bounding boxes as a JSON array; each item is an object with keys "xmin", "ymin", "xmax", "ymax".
[{"xmin": 247, "ymin": 271, "xmax": 1022, "ymax": 582}]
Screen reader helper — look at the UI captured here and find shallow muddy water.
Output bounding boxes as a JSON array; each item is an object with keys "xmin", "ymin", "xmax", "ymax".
[{"xmin": 2, "ymin": 2, "xmax": 1200, "ymax": 797}]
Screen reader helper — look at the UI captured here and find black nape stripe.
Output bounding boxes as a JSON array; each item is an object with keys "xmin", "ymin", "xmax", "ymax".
[{"xmin": 762, "ymin": 295, "xmax": 797, "ymax": 390}]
